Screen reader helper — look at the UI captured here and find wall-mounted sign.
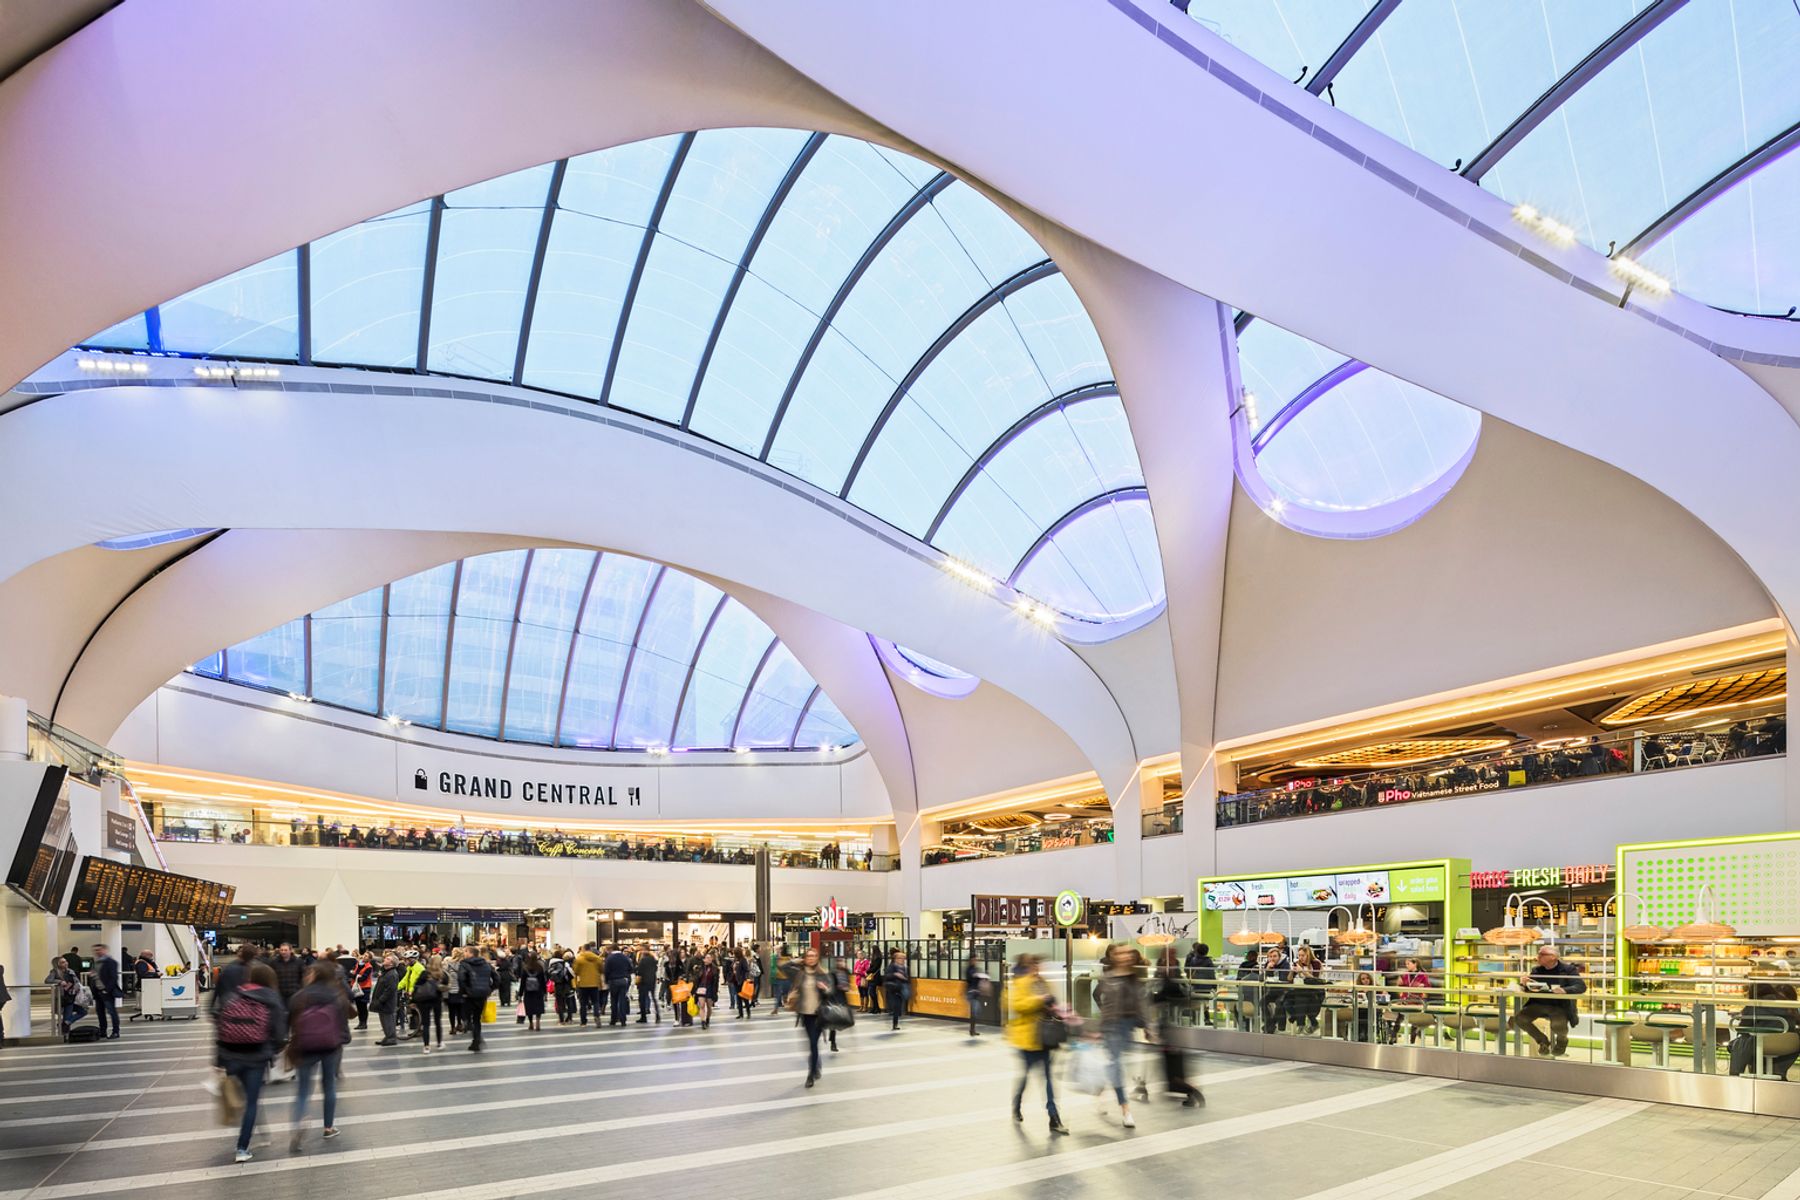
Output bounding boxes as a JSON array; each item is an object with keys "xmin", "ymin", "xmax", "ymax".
[
  {"xmin": 396, "ymin": 746, "xmax": 660, "ymax": 816},
  {"xmin": 1053, "ymin": 890, "xmax": 1085, "ymax": 928},
  {"xmin": 1469, "ymin": 864, "xmax": 1612, "ymax": 890},
  {"xmin": 820, "ymin": 898, "xmax": 848, "ymax": 931},
  {"xmin": 1109, "ymin": 912, "xmax": 1200, "ymax": 941},
  {"xmin": 1389, "ymin": 867, "xmax": 1447, "ymax": 903},
  {"xmin": 971, "ymin": 894, "xmax": 1051, "ymax": 929},
  {"xmin": 104, "ymin": 812, "xmax": 138, "ymax": 853}
]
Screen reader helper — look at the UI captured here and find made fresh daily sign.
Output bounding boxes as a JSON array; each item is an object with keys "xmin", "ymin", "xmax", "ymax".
[
  {"xmin": 395, "ymin": 747, "xmax": 660, "ymax": 816},
  {"xmin": 1468, "ymin": 864, "xmax": 1612, "ymax": 890}
]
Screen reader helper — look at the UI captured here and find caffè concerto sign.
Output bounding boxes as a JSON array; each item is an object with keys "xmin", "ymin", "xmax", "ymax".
[{"xmin": 396, "ymin": 748, "xmax": 661, "ymax": 816}]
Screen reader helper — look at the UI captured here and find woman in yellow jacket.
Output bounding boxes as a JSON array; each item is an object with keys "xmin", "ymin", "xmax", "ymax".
[{"xmin": 1006, "ymin": 955, "xmax": 1069, "ymax": 1135}]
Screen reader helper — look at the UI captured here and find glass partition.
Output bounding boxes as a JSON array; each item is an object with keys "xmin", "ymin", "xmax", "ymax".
[
  {"xmin": 923, "ymin": 815, "xmax": 1114, "ymax": 866},
  {"xmin": 1218, "ymin": 718, "xmax": 1786, "ymax": 828}
]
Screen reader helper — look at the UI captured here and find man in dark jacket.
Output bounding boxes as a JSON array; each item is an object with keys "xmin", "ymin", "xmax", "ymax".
[
  {"xmin": 267, "ymin": 944, "xmax": 306, "ymax": 1002},
  {"xmin": 634, "ymin": 946, "xmax": 658, "ymax": 1023},
  {"xmin": 604, "ymin": 945, "xmax": 633, "ymax": 1026},
  {"xmin": 1508, "ymin": 945, "xmax": 1586, "ymax": 1056},
  {"xmin": 91, "ymin": 945, "xmax": 122, "ymax": 1039},
  {"xmin": 370, "ymin": 954, "xmax": 400, "ymax": 1046},
  {"xmin": 458, "ymin": 952, "xmax": 495, "ymax": 1051}
]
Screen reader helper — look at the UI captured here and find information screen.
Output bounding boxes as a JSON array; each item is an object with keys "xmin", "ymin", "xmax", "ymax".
[
  {"xmin": 5, "ymin": 765, "xmax": 76, "ymax": 912},
  {"xmin": 66, "ymin": 857, "xmax": 235, "ymax": 926}
]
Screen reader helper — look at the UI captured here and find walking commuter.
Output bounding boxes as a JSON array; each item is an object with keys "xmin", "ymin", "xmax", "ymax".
[
  {"xmin": 730, "ymin": 948, "xmax": 753, "ymax": 1019},
  {"xmin": 494, "ymin": 950, "xmax": 515, "ymax": 1008},
  {"xmin": 671, "ymin": 952, "xmax": 694, "ymax": 1027},
  {"xmin": 413, "ymin": 955, "xmax": 447, "ymax": 1053},
  {"xmin": 214, "ymin": 961, "xmax": 286, "ymax": 1163},
  {"xmin": 267, "ymin": 943, "xmax": 306, "ymax": 1004},
  {"xmin": 785, "ymin": 946, "xmax": 835, "ymax": 1087},
  {"xmin": 604, "ymin": 943, "xmax": 633, "ymax": 1025},
  {"xmin": 634, "ymin": 944, "xmax": 659, "ymax": 1023},
  {"xmin": 747, "ymin": 943, "xmax": 763, "ymax": 1010},
  {"xmin": 351, "ymin": 953, "xmax": 374, "ymax": 1029},
  {"xmin": 0, "ymin": 961, "xmax": 9, "ymax": 1045},
  {"xmin": 1096, "ymin": 944, "xmax": 1151, "ymax": 1128},
  {"xmin": 91, "ymin": 944, "xmax": 122, "ymax": 1039},
  {"xmin": 444, "ymin": 948, "xmax": 464, "ymax": 1035},
  {"xmin": 965, "ymin": 957, "xmax": 990, "ymax": 1037},
  {"xmin": 213, "ymin": 943, "xmax": 260, "ymax": 1014},
  {"xmin": 772, "ymin": 944, "xmax": 794, "ymax": 1015},
  {"xmin": 1152, "ymin": 945, "xmax": 1204, "ymax": 1105},
  {"xmin": 286, "ymin": 962, "xmax": 351, "ymax": 1150},
  {"xmin": 694, "ymin": 952, "xmax": 719, "ymax": 1029},
  {"xmin": 517, "ymin": 952, "xmax": 548, "ymax": 1031},
  {"xmin": 883, "ymin": 948, "xmax": 911, "ymax": 1030},
  {"xmin": 1007, "ymin": 955, "xmax": 1068, "ymax": 1135},
  {"xmin": 460, "ymin": 947, "xmax": 495, "ymax": 1051},
  {"xmin": 370, "ymin": 953, "xmax": 400, "ymax": 1045},
  {"xmin": 573, "ymin": 944, "xmax": 603, "ymax": 1026},
  {"xmin": 551, "ymin": 953, "xmax": 577, "ymax": 1024}
]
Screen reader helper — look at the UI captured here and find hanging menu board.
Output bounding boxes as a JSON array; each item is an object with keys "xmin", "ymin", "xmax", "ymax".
[{"xmin": 66, "ymin": 857, "xmax": 235, "ymax": 926}]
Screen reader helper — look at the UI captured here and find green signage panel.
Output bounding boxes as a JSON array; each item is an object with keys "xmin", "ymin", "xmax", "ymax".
[{"xmin": 1389, "ymin": 867, "xmax": 1445, "ymax": 903}]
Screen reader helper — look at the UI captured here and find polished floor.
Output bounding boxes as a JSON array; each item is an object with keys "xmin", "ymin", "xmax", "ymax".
[{"xmin": 4, "ymin": 1007, "xmax": 1800, "ymax": 1199}]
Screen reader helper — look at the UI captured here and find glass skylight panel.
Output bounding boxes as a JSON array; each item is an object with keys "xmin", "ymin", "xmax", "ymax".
[
  {"xmin": 1180, "ymin": 0, "xmax": 1376, "ymax": 83},
  {"xmin": 979, "ymin": 407, "xmax": 1132, "ymax": 538},
  {"xmin": 425, "ymin": 166, "xmax": 553, "ymax": 380},
  {"xmin": 192, "ymin": 651, "xmax": 224, "ymax": 677},
  {"xmin": 1018, "ymin": 497, "xmax": 1162, "ymax": 622},
  {"xmin": 308, "ymin": 587, "xmax": 383, "ymax": 712},
  {"xmin": 733, "ymin": 643, "xmax": 816, "ymax": 747},
  {"xmin": 871, "ymin": 143, "xmax": 943, "ymax": 190},
  {"xmin": 606, "ymin": 129, "xmax": 808, "ymax": 421},
  {"xmin": 684, "ymin": 273, "xmax": 817, "ymax": 453},
  {"xmin": 382, "ymin": 562, "xmax": 455, "ymax": 725},
  {"xmin": 223, "ymin": 618, "xmax": 308, "ymax": 694},
  {"xmin": 556, "ymin": 555, "xmax": 661, "ymax": 745},
  {"xmin": 929, "ymin": 182, "xmax": 1046, "ymax": 287},
  {"xmin": 829, "ymin": 205, "xmax": 991, "ymax": 380},
  {"xmin": 673, "ymin": 603, "xmax": 772, "ymax": 748},
  {"xmin": 751, "ymin": 137, "xmax": 919, "ymax": 313},
  {"xmin": 1255, "ymin": 367, "xmax": 1480, "ymax": 511},
  {"xmin": 1635, "ymin": 143, "xmax": 1800, "ymax": 316},
  {"xmin": 766, "ymin": 328, "xmax": 895, "ymax": 489},
  {"xmin": 1062, "ymin": 394, "xmax": 1144, "ymax": 489},
  {"xmin": 1482, "ymin": 0, "xmax": 1800, "ymax": 251},
  {"xmin": 1235, "ymin": 319, "xmax": 1349, "ymax": 436},
  {"xmin": 444, "ymin": 550, "xmax": 528, "ymax": 736},
  {"xmin": 155, "ymin": 250, "xmax": 299, "ymax": 359},
  {"xmin": 847, "ymin": 398, "xmax": 970, "ymax": 535},
  {"xmin": 614, "ymin": 572, "xmax": 721, "ymax": 747},
  {"xmin": 1005, "ymin": 274, "xmax": 1110, "ymax": 398},
  {"xmin": 309, "ymin": 201, "xmax": 431, "ymax": 368},
  {"xmin": 931, "ymin": 471, "xmax": 1041, "ymax": 581},
  {"xmin": 500, "ymin": 550, "xmax": 595, "ymax": 744},
  {"xmin": 900, "ymin": 299, "xmax": 1051, "ymax": 458},
  {"xmin": 605, "ymin": 237, "xmax": 736, "ymax": 421},
  {"xmin": 557, "ymin": 137, "xmax": 679, "ymax": 225},
  {"xmin": 795, "ymin": 691, "xmax": 858, "ymax": 749},
  {"xmin": 224, "ymin": 617, "xmax": 307, "ymax": 695},
  {"xmin": 518, "ymin": 208, "xmax": 643, "ymax": 397},
  {"xmin": 1330, "ymin": 1, "xmax": 1640, "ymax": 171}
]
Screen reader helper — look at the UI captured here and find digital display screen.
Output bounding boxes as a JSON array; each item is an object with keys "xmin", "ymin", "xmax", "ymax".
[
  {"xmin": 66, "ymin": 857, "xmax": 235, "ymax": 926},
  {"xmin": 5, "ymin": 765, "xmax": 76, "ymax": 912}
]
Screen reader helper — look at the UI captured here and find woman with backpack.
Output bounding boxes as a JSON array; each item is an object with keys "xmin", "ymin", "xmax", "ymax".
[
  {"xmin": 413, "ymin": 955, "xmax": 447, "ymax": 1053},
  {"xmin": 215, "ymin": 961, "xmax": 287, "ymax": 1164},
  {"xmin": 286, "ymin": 961, "xmax": 351, "ymax": 1150},
  {"xmin": 517, "ymin": 952, "xmax": 548, "ymax": 1031},
  {"xmin": 551, "ymin": 953, "xmax": 576, "ymax": 1024}
]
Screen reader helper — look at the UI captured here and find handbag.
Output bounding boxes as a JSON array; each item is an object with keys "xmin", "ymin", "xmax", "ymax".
[
  {"xmin": 820, "ymin": 996, "xmax": 855, "ymax": 1030},
  {"xmin": 1069, "ymin": 1042, "xmax": 1107, "ymax": 1094},
  {"xmin": 670, "ymin": 981, "xmax": 693, "ymax": 1004}
]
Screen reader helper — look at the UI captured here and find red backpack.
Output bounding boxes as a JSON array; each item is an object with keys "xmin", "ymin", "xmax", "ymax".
[
  {"xmin": 216, "ymin": 985, "xmax": 272, "ymax": 1049},
  {"xmin": 292, "ymin": 999, "xmax": 340, "ymax": 1053}
]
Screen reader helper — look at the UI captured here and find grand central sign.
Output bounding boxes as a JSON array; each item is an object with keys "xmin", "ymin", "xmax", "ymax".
[{"xmin": 395, "ymin": 746, "xmax": 661, "ymax": 816}]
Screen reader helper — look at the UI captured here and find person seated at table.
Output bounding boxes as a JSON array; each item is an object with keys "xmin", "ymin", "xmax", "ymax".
[
  {"xmin": 1508, "ymin": 945, "xmax": 1585, "ymax": 1056},
  {"xmin": 1350, "ymin": 972, "xmax": 1389, "ymax": 1043},
  {"xmin": 1728, "ymin": 980, "xmax": 1799, "ymax": 1080},
  {"xmin": 1394, "ymin": 958, "xmax": 1432, "ymax": 1043}
]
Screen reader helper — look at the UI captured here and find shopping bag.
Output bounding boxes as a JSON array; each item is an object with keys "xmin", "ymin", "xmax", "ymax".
[
  {"xmin": 670, "ymin": 981, "xmax": 692, "ymax": 1005},
  {"xmin": 483, "ymin": 996, "xmax": 498, "ymax": 1024},
  {"xmin": 516, "ymin": 999, "xmax": 526, "ymax": 1025},
  {"xmin": 213, "ymin": 1071, "xmax": 244, "ymax": 1126},
  {"xmin": 738, "ymin": 980, "xmax": 756, "ymax": 1001},
  {"xmin": 687, "ymin": 997, "xmax": 699, "ymax": 1017},
  {"xmin": 1068, "ymin": 1041, "xmax": 1108, "ymax": 1095}
]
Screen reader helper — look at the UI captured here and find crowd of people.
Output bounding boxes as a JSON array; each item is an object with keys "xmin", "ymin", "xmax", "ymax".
[
  {"xmin": 153, "ymin": 816, "xmax": 886, "ymax": 871},
  {"xmin": 44, "ymin": 943, "xmax": 166, "ymax": 1035},
  {"xmin": 1217, "ymin": 717, "xmax": 1788, "ymax": 826}
]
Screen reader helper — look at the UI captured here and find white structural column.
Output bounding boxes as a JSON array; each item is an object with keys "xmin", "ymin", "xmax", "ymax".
[
  {"xmin": 0, "ymin": 904, "xmax": 29, "ymax": 1040},
  {"xmin": 314, "ymin": 875, "xmax": 361, "ymax": 952}
]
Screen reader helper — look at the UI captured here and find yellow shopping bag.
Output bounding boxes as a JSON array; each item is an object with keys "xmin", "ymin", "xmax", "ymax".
[{"xmin": 483, "ymin": 996, "xmax": 499, "ymax": 1024}]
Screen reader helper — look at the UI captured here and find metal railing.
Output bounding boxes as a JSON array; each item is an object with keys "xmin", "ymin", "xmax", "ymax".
[
  {"xmin": 1142, "ymin": 802, "xmax": 1183, "ymax": 838},
  {"xmin": 150, "ymin": 813, "xmax": 897, "ymax": 871},
  {"xmin": 1217, "ymin": 718, "xmax": 1786, "ymax": 827}
]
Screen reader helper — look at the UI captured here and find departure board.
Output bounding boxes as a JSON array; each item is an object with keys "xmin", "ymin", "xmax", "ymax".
[{"xmin": 66, "ymin": 857, "xmax": 235, "ymax": 925}]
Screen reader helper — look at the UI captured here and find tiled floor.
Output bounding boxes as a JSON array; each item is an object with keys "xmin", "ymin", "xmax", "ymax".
[{"xmin": 3, "ymin": 1009, "xmax": 1800, "ymax": 1199}]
